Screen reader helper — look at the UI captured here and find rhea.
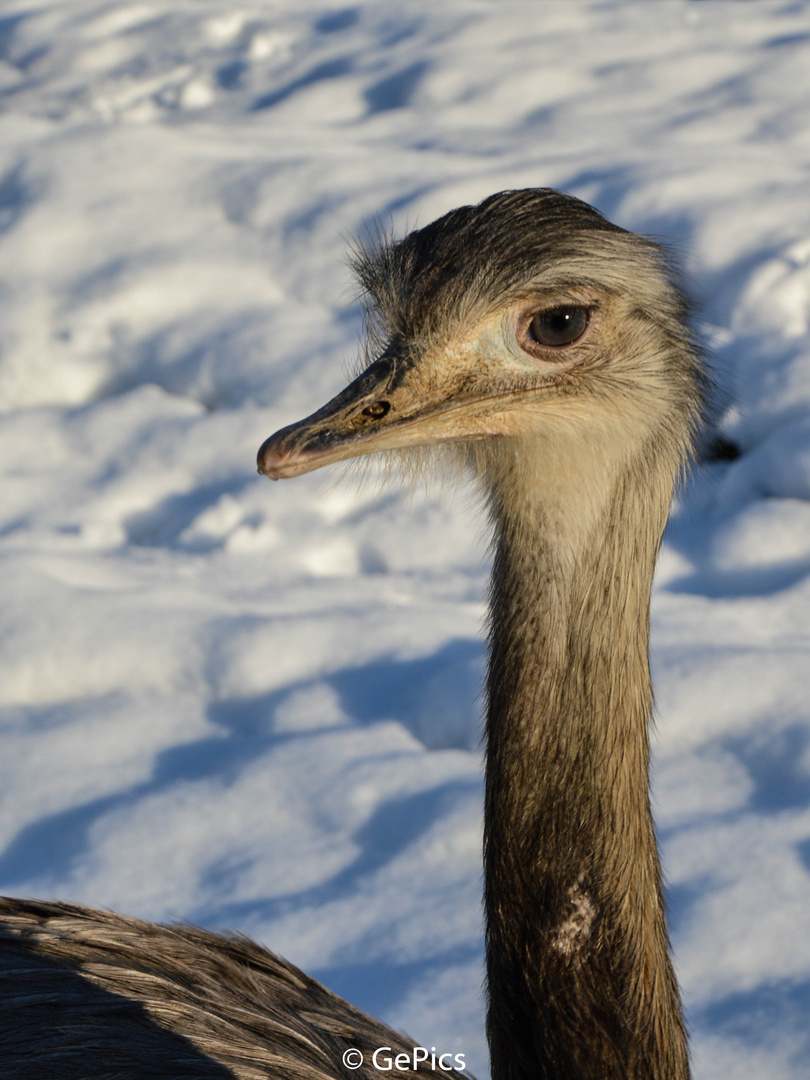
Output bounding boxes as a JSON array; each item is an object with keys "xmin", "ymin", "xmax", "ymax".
[{"xmin": 0, "ymin": 189, "xmax": 702, "ymax": 1080}]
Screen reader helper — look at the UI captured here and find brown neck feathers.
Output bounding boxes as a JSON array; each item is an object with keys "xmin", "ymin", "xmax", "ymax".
[{"xmin": 482, "ymin": 455, "xmax": 689, "ymax": 1080}]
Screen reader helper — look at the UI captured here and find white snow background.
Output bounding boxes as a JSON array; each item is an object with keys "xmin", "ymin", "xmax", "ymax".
[{"xmin": 1, "ymin": 1, "xmax": 809, "ymax": 1076}]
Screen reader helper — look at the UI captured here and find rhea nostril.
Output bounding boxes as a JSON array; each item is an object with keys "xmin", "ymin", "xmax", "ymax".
[{"xmin": 361, "ymin": 401, "xmax": 391, "ymax": 420}]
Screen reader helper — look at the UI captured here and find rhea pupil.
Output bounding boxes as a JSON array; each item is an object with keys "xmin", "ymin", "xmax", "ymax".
[{"xmin": 532, "ymin": 306, "xmax": 588, "ymax": 346}]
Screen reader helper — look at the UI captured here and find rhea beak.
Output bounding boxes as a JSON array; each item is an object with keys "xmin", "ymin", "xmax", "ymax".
[
  {"xmin": 259, "ymin": 354, "xmax": 400, "ymax": 479},
  {"xmin": 257, "ymin": 350, "xmax": 470, "ymax": 480},
  {"xmin": 256, "ymin": 315, "xmax": 558, "ymax": 479}
]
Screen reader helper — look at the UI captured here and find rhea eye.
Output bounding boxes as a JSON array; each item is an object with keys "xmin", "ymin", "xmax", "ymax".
[{"xmin": 528, "ymin": 306, "xmax": 590, "ymax": 347}]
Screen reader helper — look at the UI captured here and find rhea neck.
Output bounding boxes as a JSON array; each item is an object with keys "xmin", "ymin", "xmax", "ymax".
[{"xmin": 480, "ymin": 431, "xmax": 689, "ymax": 1080}]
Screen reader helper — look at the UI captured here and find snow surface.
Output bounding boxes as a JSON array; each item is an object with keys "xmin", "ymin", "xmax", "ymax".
[{"xmin": 1, "ymin": 1, "xmax": 809, "ymax": 1076}]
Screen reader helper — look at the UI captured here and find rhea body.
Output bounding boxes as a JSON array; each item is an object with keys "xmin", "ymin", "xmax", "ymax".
[{"xmin": 0, "ymin": 190, "xmax": 703, "ymax": 1080}]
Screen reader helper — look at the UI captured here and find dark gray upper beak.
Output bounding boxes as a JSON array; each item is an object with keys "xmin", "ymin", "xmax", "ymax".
[{"xmin": 257, "ymin": 355, "xmax": 398, "ymax": 480}]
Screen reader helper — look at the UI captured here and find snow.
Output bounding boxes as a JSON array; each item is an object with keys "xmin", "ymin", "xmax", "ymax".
[{"xmin": 1, "ymin": 1, "xmax": 809, "ymax": 1076}]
